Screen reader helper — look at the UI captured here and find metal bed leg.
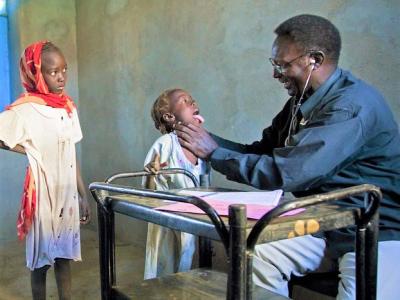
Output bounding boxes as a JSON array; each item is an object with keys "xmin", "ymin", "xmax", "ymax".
[
  {"xmin": 110, "ymin": 212, "xmax": 116, "ymax": 286},
  {"xmin": 356, "ymin": 192, "xmax": 379, "ymax": 300},
  {"xmin": 97, "ymin": 203, "xmax": 112, "ymax": 300},
  {"xmin": 199, "ymin": 237, "xmax": 213, "ymax": 268},
  {"xmin": 198, "ymin": 171, "xmax": 213, "ymax": 268},
  {"xmin": 227, "ymin": 204, "xmax": 247, "ymax": 300},
  {"xmin": 365, "ymin": 211, "xmax": 379, "ymax": 300},
  {"xmin": 356, "ymin": 220, "xmax": 367, "ymax": 300}
]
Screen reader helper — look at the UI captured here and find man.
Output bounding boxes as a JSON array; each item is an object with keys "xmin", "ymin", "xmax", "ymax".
[{"xmin": 175, "ymin": 14, "xmax": 400, "ymax": 299}]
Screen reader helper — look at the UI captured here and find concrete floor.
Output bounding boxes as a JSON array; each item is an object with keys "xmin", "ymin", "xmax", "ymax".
[
  {"xmin": 0, "ymin": 228, "xmax": 145, "ymax": 300},
  {"xmin": 0, "ymin": 228, "xmax": 331, "ymax": 300}
]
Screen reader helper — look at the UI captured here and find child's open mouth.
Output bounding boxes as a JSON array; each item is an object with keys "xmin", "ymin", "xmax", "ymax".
[{"xmin": 192, "ymin": 111, "xmax": 204, "ymax": 124}]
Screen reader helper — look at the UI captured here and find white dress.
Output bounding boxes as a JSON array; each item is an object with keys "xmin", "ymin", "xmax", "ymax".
[
  {"xmin": 0, "ymin": 103, "xmax": 83, "ymax": 270},
  {"xmin": 143, "ymin": 132, "xmax": 207, "ymax": 279}
]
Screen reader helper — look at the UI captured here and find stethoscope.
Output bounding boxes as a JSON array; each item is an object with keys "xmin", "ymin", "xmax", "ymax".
[{"xmin": 284, "ymin": 61, "xmax": 315, "ymax": 146}]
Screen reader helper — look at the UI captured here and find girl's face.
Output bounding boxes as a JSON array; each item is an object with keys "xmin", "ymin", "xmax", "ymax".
[
  {"xmin": 41, "ymin": 50, "xmax": 67, "ymax": 94},
  {"xmin": 169, "ymin": 90, "xmax": 203, "ymax": 125}
]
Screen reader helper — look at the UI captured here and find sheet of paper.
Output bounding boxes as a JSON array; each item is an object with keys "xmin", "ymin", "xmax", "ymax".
[
  {"xmin": 177, "ymin": 190, "xmax": 283, "ymax": 206},
  {"xmin": 156, "ymin": 190, "xmax": 305, "ymax": 220}
]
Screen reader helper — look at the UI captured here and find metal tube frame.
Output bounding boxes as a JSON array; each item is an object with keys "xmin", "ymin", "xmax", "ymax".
[
  {"xmin": 90, "ymin": 179, "xmax": 381, "ymax": 300},
  {"xmin": 245, "ymin": 184, "xmax": 381, "ymax": 300},
  {"xmin": 103, "ymin": 169, "xmax": 201, "ymax": 287},
  {"xmin": 90, "ymin": 171, "xmax": 229, "ymax": 300}
]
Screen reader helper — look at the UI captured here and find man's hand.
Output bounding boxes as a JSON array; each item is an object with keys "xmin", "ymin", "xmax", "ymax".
[
  {"xmin": 174, "ymin": 123, "xmax": 218, "ymax": 159},
  {"xmin": 79, "ymin": 195, "xmax": 91, "ymax": 225}
]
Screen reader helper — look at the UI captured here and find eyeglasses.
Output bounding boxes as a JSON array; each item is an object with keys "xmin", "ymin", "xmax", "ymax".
[{"xmin": 269, "ymin": 53, "xmax": 308, "ymax": 74}]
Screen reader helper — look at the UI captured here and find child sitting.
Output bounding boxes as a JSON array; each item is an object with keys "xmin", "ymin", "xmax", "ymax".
[{"xmin": 143, "ymin": 88, "xmax": 207, "ymax": 279}]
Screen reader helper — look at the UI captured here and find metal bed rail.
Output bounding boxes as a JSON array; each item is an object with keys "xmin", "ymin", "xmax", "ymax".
[
  {"xmin": 90, "ymin": 169, "xmax": 216, "ymax": 300},
  {"xmin": 242, "ymin": 184, "xmax": 381, "ymax": 300},
  {"xmin": 90, "ymin": 177, "xmax": 381, "ymax": 300}
]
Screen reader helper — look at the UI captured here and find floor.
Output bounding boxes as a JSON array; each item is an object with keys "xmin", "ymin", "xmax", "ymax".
[
  {"xmin": 0, "ymin": 228, "xmax": 332, "ymax": 300},
  {"xmin": 0, "ymin": 228, "xmax": 145, "ymax": 300}
]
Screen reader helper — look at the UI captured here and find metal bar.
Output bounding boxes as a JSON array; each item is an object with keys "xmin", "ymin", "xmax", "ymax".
[
  {"xmin": 105, "ymin": 169, "xmax": 199, "ymax": 286},
  {"xmin": 198, "ymin": 169, "xmax": 213, "ymax": 268},
  {"xmin": 96, "ymin": 201, "xmax": 111, "ymax": 300},
  {"xmin": 89, "ymin": 182, "xmax": 229, "ymax": 252},
  {"xmin": 246, "ymin": 184, "xmax": 381, "ymax": 300},
  {"xmin": 109, "ymin": 211, "xmax": 116, "ymax": 286},
  {"xmin": 364, "ymin": 205, "xmax": 379, "ymax": 300},
  {"xmin": 112, "ymin": 200, "xmax": 220, "ymax": 240},
  {"xmin": 247, "ymin": 184, "xmax": 381, "ymax": 249},
  {"xmin": 198, "ymin": 237, "xmax": 213, "ymax": 268},
  {"xmin": 105, "ymin": 168, "xmax": 200, "ymax": 187},
  {"xmin": 246, "ymin": 252, "xmax": 254, "ymax": 300},
  {"xmin": 356, "ymin": 225, "xmax": 366, "ymax": 300},
  {"xmin": 227, "ymin": 204, "xmax": 247, "ymax": 300}
]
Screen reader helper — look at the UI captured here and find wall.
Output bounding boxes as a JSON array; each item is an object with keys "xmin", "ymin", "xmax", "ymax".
[
  {"xmin": 75, "ymin": 0, "xmax": 400, "ymax": 245},
  {"xmin": 0, "ymin": 0, "xmax": 78, "ymax": 242},
  {"xmin": 1, "ymin": 0, "xmax": 399, "ymax": 245}
]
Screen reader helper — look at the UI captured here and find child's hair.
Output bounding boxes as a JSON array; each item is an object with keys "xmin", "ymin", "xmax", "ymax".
[
  {"xmin": 41, "ymin": 41, "xmax": 62, "ymax": 55},
  {"xmin": 151, "ymin": 88, "xmax": 185, "ymax": 134}
]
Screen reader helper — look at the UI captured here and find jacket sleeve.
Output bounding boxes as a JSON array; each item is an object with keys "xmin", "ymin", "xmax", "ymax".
[{"xmin": 210, "ymin": 100, "xmax": 364, "ymax": 192}]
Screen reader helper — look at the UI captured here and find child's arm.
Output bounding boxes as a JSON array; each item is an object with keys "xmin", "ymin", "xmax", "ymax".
[
  {"xmin": 144, "ymin": 153, "xmax": 168, "ymax": 189},
  {"xmin": 76, "ymin": 161, "xmax": 91, "ymax": 224},
  {"xmin": 0, "ymin": 140, "xmax": 26, "ymax": 155}
]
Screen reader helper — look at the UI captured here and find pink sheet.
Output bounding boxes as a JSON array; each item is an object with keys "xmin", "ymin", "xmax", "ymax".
[{"xmin": 155, "ymin": 199, "xmax": 305, "ymax": 220}]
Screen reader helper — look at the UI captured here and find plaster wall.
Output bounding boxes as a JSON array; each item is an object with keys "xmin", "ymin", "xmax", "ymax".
[{"xmin": 75, "ymin": 0, "xmax": 400, "ymax": 244}]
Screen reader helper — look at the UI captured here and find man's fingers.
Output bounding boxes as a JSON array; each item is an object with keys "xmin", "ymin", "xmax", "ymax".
[
  {"xmin": 177, "ymin": 136, "xmax": 194, "ymax": 152},
  {"xmin": 175, "ymin": 128, "xmax": 195, "ymax": 143},
  {"xmin": 175, "ymin": 122, "xmax": 197, "ymax": 135}
]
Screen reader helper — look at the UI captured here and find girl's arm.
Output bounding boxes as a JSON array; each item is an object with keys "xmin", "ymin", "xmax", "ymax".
[
  {"xmin": 0, "ymin": 140, "xmax": 26, "ymax": 155},
  {"xmin": 76, "ymin": 161, "xmax": 91, "ymax": 224}
]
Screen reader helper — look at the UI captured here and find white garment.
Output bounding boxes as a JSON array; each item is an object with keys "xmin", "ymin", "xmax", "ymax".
[
  {"xmin": 0, "ymin": 103, "xmax": 83, "ymax": 270},
  {"xmin": 253, "ymin": 235, "xmax": 400, "ymax": 300},
  {"xmin": 143, "ymin": 132, "xmax": 207, "ymax": 279},
  {"xmin": 337, "ymin": 241, "xmax": 400, "ymax": 300}
]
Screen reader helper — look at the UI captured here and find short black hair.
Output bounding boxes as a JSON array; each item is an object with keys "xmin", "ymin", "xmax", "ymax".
[
  {"xmin": 41, "ymin": 41, "xmax": 62, "ymax": 55},
  {"xmin": 274, "ymin": 14, "xmax": 341, "ymax": 63}
]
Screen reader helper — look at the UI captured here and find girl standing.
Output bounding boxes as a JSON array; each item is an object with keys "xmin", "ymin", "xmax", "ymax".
[{"xmin": 0, "ymin": 41, "xmax": 90, "ymax": 299}]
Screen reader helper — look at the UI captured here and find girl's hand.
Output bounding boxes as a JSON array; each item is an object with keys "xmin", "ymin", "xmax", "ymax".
[
  {"xmin": 79, "ymin": 195, "xmax": 91, "ymax": 225},
  {"xmin": 144, "ymin": 153, "xmax": 168, "ymax": 174}
]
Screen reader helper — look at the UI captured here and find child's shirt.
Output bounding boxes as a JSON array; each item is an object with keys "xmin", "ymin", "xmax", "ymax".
[
  {"xmin": 0, "ymin": 103, "xmax": 82, "ymax": 270},
  {"xmin": 143, "ymin": 132, "xmax": 207, "ymax": 190},
  {"xmin": 143, "ymin": 132, "xmax": 207, "ymax": 279}
]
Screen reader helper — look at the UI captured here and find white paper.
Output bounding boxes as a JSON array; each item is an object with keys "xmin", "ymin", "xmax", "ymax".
[{"xmin": 177, "ymin": 190, "xmax": 283, "ymax": 206}]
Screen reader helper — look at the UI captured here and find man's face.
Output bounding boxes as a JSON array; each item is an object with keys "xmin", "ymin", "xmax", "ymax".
[
  {"xmin": 169, "ymin": 90, "xmax": 203, "ymax": 125},
  {"xmin": 41, "ymin": 50, "xmax": 67, "ymax": 94},
  {"xmin": 270, "ymin": 37, "xmax": 310, "ymax": 97}
]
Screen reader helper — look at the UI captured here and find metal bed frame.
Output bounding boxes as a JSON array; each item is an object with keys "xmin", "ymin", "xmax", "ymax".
[{"xmin": 90, "ymin": 170, "xmax": 381, "ymax": 300}]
